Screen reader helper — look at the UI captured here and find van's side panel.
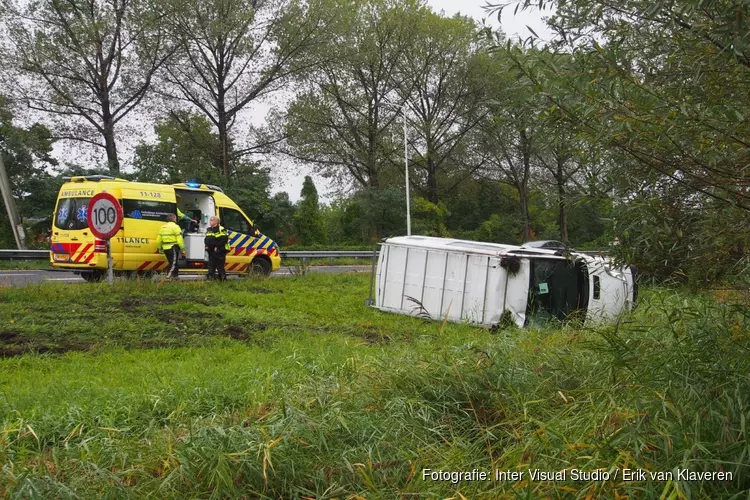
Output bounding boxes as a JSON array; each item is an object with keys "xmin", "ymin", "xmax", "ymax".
[
  {"xmin": 380, "ymin": 244, "xmax": 408, "ymax": 312},
  {"xmin": 420, "ymin": 249, "xmax": 448, "ymax": 319},
  {"xmin": 401, "ymin": 246, "xmax": 428, "ymax": 315},
  {"xmin": 375, "ymin": 244, "xmax": 531, "ymax": 328},
  {"xmin": 461, "ymin": 254, "xmax": 492, "ymax": 323}
]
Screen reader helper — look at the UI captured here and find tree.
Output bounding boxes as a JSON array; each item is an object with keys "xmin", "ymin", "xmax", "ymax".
[
  {"xmin": 132, "ymin": 110, "xmax": 222, "ymax": 184},
  {"xmin": 258, "ymin": 191, "xmax": 295, "ymax": 246},
  {"xmin": 394, "ymin": 11, "xmax": 491, "ymax": 204},
  {"xmin": 533, "ymin": 103, "xmax": 594, "ymax": 246},
  {"xmin": 159, "ymin": 0, "xmax": 336, "ymax": 178},
  {"xmin": 223, "ymin": 161, "xmax": 274, "ymax": 225},
  {"xmin": 293, "ymin": 175, "xmax": 325, "ymax": 244},
  {"xmin": 494, "ymin": 0, "xmax": 750, "ymax": 280},
  {"xmin": 0, "ymin": 97, "xmax": 57, "ymax": 246},
  {"xmin": 474, "ymin": 49, "xmax": 544, "ymax": 242},
  {"xmin": 279, "ymin": 0, "xmax": 423, "ymax": 190},
  {"xmin": 1, "ymin": 0, "xmax": 173, "ymax": 173}
]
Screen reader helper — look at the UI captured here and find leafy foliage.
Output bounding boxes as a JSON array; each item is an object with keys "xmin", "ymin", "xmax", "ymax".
[
  {"xmin": 0, "ymin": 0, "xmax": 173, "ymax": 173},
  {"xmin": 495, "ymin": 0, "xmax": 750, "ymax": 281},
  {"xmin": 133, "ymin": 111, "xmax": 222, "ymax": 184},
  {"xmin": 0, "ymin": 97, "xmax": 57, "ymax": 247}
]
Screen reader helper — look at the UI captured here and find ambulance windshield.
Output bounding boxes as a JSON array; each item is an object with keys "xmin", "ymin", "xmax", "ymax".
[{"xmin": 54, "ymin": 198, "xmax": 90, "ymax": 230}]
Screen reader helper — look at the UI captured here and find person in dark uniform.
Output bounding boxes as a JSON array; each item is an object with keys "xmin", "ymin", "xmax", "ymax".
[{"xmin": 204, "ymin": 215, "xmax": 229, "ymax": 280}]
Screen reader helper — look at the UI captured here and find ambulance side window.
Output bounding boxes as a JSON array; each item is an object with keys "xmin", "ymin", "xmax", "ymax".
[
  {"xmin": 123, "ymin": 200, "xmax": 176, "ymax": 222},
  {"xmin": 221, "ymin": 208, "xmax": 252, "ymax": 234}
]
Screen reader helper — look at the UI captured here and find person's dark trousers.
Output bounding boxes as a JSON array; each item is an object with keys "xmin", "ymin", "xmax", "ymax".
[
  {"xmin": 207, "ymin": 251, "xmax": 227, "ymax": 280},
  {"xmin": 207, "ymin": 250, "xmax": 217, "ymax": 279},
  {"xmin": 165, "ymin": 246, "xmax": 180, "ymax": 278},
  {"xmin": 216, "ymin": 252, "xmax": 227, "ymax": 280}
]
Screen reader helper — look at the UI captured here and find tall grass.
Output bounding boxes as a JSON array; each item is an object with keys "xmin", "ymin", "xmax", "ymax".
[{"xmin": 0, "ymin": 276, "xmax": 748, "ymax": 498}]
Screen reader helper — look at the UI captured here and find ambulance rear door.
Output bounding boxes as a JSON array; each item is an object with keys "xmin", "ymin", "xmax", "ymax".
[{"xmin": 51, "ymin": 185, "xmax": 100, "ymax": 267}]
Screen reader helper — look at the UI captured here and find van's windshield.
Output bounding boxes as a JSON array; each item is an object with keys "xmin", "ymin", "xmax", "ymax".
[
  {"xmin": 55, "ymin": 198, "xmax": 90, "ymax": 230},
  {"xmin": 527, "ymin": 259, "xmax": 588, "ymax": 326}
]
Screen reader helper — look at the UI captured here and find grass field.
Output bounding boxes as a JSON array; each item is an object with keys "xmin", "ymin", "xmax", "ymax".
[{"xmin": 0, "ymin": 274, "xmax": 748, "ymax": 498}]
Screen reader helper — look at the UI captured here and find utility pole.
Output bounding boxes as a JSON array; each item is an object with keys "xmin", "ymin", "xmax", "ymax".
[{"xmin": 0, "ymin": 153, "xmax": 26, "ymax": 249}]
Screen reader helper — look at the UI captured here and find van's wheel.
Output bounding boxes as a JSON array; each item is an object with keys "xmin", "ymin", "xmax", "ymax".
[
  {"xmin": 81, "ymin": 270, "xmax": 104, "ymax": 282},
  {"xmin": 247, "ymin": 257, "xmax": 271, "ymax": 276}
]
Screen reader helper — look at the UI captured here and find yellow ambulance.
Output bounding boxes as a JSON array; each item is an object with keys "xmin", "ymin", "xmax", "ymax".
[{"xmin": 50, "ymin": 176, "xmax": 281, "ymax": 281}]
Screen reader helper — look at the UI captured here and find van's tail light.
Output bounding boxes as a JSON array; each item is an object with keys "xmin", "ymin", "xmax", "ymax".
[{"xmin": 94, "ymin": 240, "xmax": 107, "ymax": 252}]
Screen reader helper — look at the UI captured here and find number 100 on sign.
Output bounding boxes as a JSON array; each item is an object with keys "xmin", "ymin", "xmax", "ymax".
[{"xmin": 93, "ymin": 203, "xmax": 117, "ymax": 230}]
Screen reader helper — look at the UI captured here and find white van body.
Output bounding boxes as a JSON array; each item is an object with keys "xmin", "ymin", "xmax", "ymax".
[{"xmin": 373, "ymin": 236, "xmax": 635, "ymax": 328}]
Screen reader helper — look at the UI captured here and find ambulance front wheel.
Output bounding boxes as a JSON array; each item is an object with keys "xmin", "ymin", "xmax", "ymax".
[{"xmin": 248, "ymin": 257, "xmax": 271, "ymax": 276}]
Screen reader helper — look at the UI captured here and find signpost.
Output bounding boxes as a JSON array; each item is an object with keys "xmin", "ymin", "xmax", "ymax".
[{"xmin": 86, "ymin": 192, "xmax": 123, "ymax": 284}]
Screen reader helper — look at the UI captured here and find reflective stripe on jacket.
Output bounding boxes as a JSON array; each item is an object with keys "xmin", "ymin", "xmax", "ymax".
[
  {"xmin": 204, "ymin": 225, "xmax": 230, "ymax": 252},
  {"xmin": 157, "ymin": 221, "xmax": 185, "ymax": 252}
]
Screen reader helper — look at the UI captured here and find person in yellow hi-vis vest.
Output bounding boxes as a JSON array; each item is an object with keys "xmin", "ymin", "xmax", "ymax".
[{"xmin": 157, "ymin": 213, "xmax": 186, "ymax": 278}]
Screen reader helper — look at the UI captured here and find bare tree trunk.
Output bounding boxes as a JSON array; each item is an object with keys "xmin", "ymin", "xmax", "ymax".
[
  {"xmin": 426, "ymin": 167, "xmax": 438, "ymax": 204},
  {"xmin": 520, "ymin": 130, "xmax": 532, "ymax": 241},
  {"xmin": 519, "ymin": 187, "xmax": 531, "ymax": 242},
  {"xmin": 218, "ymin": 89, "xmax": 229, "ymax": 178},
  {"xmin": 557, "ymin": 157, "xmax": 569, "ymax": 245},
  {"xmin": 101, "ymin": 92, "xmax": 119, "ymax": 174},
  {"xmin": 103, "ymin": 124, "xmax": 119, "ymax": 174}
]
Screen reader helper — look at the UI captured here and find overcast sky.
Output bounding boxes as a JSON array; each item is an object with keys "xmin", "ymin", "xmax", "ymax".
[{"xmin": 428, "ymin": 0, "xmax": 553, "ymax": 41}]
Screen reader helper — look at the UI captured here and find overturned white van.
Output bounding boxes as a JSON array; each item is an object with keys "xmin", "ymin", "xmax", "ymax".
[{"xmin": 372, "ymin": 236, "xmax": 636, "ymax": 328}]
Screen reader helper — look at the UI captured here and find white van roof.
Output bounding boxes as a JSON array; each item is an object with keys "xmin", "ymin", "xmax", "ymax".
[{"xmin": 383, "ymin": 235, "xmax": 566, "ymax": 258}]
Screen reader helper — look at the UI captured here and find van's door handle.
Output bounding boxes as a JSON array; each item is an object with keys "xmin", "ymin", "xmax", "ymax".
[
  {"xmin": 71, "ymin": 237, "xmax": 79, "ymax": 241},
  {"xmin": 83, "ymin": 232, "xmax": 88, "ymax": 236}
]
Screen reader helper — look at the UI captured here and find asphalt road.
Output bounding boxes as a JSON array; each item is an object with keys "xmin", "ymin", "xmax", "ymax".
[{"xmin": 0, "ymin": 266, "xmax": 372, "ymax": 287}]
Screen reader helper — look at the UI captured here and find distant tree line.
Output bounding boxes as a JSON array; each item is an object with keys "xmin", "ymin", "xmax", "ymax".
[{"xmin": 1, "ymin": 0, "xmax": 748, "ymax": 286}]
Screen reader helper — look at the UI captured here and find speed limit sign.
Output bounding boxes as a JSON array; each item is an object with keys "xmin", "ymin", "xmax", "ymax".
[{"xmin": 87, "ymin": 192, "xmax": 123, "ymax": 240}]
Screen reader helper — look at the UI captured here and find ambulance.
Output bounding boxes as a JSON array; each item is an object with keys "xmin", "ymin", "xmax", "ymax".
[{"xmin": 50, "ymin": 176, "xmax": 281, "ymax": 280}]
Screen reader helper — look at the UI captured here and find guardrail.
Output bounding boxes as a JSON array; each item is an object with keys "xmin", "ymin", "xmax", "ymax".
[
  {"xmin": 0, "ymin": 249, "xmax": 379, "ymax": 261},
  {"xmin": 0, "ymin": 248, "xmax": 610, "ymax": 262},
  {"xmin": 0, "ymin": 249, "xmax": 49, "ymax": 260}
]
